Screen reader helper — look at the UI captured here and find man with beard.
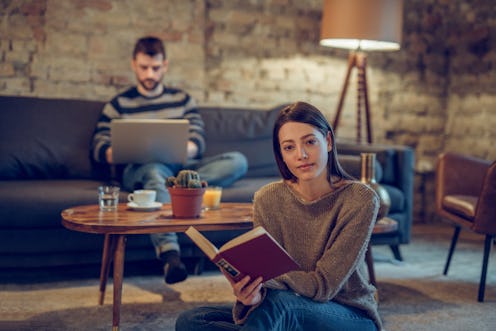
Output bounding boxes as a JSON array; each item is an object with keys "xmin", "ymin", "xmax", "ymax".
[{"xmin": 91, "ymin": 36, "xmax": 248, "ymax": 285}]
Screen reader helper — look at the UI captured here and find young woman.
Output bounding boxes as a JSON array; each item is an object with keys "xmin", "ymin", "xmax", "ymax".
[{"xmin": 176, "ymin": 101, "xmax": 382, "ymax": 331}]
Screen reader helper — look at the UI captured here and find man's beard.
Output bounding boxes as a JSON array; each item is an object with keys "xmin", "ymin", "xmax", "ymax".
[{"xmin": 139, "ymin": 78, "xmax": 160, "ymax": 92}]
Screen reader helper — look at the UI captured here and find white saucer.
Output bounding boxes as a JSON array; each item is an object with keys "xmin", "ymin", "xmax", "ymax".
[{"xmin": 127, "ymin": 202, "xmax": 162, "ymax": 211}]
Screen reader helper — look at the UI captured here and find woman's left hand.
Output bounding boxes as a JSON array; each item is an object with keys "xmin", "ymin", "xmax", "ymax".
[{"xmin": 223, "ymin": 270, "xmax": 263, "ymax": 306}]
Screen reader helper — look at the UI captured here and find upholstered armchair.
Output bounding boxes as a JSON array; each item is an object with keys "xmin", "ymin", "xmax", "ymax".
[{"xmin": 435, "ymin": 152, "xmax": 496, "ymax": 302}]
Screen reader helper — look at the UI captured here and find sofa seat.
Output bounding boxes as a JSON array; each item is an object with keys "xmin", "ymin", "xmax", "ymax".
[{"xmin": 0, "ymin": 180, "xmax": 110, "ymax": 228}]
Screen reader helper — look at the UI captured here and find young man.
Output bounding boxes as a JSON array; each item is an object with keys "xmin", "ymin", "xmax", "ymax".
[{"xmin": 92, "ymin": 36, "xmax": 248, "ymax": 284}]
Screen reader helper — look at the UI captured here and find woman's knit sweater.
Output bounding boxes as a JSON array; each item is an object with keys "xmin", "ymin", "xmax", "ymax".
[{"xmin": 233, "ymin": 180, "xmax": 383, "ymax": 330}]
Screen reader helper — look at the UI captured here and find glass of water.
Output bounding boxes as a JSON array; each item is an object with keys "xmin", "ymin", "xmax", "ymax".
[{"xmin": 98, "ymin": 185, "xmax": 120, "ymax": 212}]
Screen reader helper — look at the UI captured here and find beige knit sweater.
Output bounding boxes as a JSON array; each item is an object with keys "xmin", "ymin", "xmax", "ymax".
[{"xmin": 233, "ymin": 180, "xmax": 383, "ymax": 330}]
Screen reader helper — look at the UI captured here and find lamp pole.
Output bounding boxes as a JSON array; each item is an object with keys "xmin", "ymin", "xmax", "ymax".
[{"xmin": 332, "ymin": 51, "xmax": 372, "ymax": 144}]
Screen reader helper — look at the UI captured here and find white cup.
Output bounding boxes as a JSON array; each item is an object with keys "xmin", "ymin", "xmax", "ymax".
[{"xmin": 127, "ymin": 190, "xmax": 156, "ymax": 206}]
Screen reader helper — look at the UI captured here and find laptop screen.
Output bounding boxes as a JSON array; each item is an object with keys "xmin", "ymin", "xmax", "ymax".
[{"xmin": 110, "ymin": 119, "xmax": 189, "ymax": 164}]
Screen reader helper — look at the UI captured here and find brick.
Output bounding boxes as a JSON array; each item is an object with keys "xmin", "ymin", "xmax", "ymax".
[
  {"xmin": 44, "ymin": 32, "xmax": 88, "ymax": 56},
  {"xmin": 4, "ymin": 49, "xmax": 31, "ymax": 66},
  {"xmin": 3, "ymin": 77, "xmax": 32, "ymax": 94},
  {"xmin": 74, "ymin": 0, "xmax": 112, "ymax": 11},
  {"xmin": 87, "ymin": 35, "xmax": 131, "ymax": 61},
  {"xmin": 0, "ymin": 63, "xmax": 15, "ymax": 76},
  {"xmin": 46, "ymin": 57, "xmax": 91, "ymax": 82},
  {"xmin": 1, "ymin": 15, "xmax": 35, "ymax": 38},
  {"xmin": 10, "ymin": 39, "xmax": 38, "ymax": 53},
  {"xmin": 20, "ymin": 0, "xmax": 47, "ymax": 16}
]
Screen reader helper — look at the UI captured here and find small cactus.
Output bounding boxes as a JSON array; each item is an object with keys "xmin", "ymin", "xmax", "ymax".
[
  {"xmin": 165, "ymin": 176, "xmax": 176, "ymax": 188},
  {"xmin": 188, "ymin": 179, "xmax": 202, "ymax": 188},
  {"xmin": 176, "ymin": 170, "xmax": 200, "ymax": 187},
  {"xmin": 165, "ymin": 170, "xmax": 207, "ymax": 189}
]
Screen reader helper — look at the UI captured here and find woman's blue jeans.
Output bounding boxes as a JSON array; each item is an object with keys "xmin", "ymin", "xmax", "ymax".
[
  {"xmin": 122, "ymin": 151, "xmax": 248, "ymax": 255},
  {"xmin": 175, "ymin": 289, "xmax": 378, "ymax": 331}
]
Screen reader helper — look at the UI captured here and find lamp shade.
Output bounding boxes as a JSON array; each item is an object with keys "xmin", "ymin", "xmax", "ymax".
[{"xmin": 320, "ymin": 0, "xmax": 403, "ymax": 51}]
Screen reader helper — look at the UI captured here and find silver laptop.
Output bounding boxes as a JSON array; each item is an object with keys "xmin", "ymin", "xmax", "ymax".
[{"xmin": 111, "ymin": 118, "xmax": 189, "ymax": 164}]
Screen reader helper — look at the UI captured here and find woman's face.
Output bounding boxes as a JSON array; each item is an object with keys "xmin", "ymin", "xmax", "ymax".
[{"xmin": 278, "ymin": 121, "xmax": 331, "ymax": 183}]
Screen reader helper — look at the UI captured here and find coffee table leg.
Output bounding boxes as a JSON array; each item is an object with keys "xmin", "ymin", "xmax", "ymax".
[
  {"xmin": 112, "ymin": 234, "xmax": 126, "ymax": 331},
  {"xmin": 99, "ymin": 234, "xmax": 117, "ymax": 305}
]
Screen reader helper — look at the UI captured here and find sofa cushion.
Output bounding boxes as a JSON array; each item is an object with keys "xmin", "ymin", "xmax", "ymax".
[
  {"xmin": 0, "ymin": 179, "xmax": 128, "ymax": 228},
  {"xmin": 198, "ymin": 105, "xmax": 287, "ymax": 178},
  {"xmin": 221, "ymin": 177, "xmax": 280, "ymax": 202},
  {"xmin": 0, "ymin": 96, "xmax": 105, "ymax": 180}
]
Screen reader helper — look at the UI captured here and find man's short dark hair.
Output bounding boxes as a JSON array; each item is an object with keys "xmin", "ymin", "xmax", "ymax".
[{"xmin": 133, "ymin": 36, "xmax": 166, "ymax": 59}]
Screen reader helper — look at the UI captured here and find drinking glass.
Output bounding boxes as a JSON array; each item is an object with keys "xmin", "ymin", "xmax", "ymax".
[
  {"xmin": 202, "ymin": 186, "xmax": 222, "ymax": 210},
  {"xmin": 98, "ymin": 185, "xmax": 120, "ymax": 211}
]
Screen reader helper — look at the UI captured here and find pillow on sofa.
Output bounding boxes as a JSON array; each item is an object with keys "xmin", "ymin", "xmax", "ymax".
[
  {"xmin": 338, "ymin": 155, "xmax": 383, "ymax": 182},
  {"xmin": 198, "ymin": 105, "xmax": 287, "ymax": 178},
  {"xmin": 0, "ymin": 96, "xmax": 105, "ymax": 179}
]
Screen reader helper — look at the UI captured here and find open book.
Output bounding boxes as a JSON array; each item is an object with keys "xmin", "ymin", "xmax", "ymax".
[{"xmin": 185, "ymin": 226, "xmax": 300, "ymax": 282}]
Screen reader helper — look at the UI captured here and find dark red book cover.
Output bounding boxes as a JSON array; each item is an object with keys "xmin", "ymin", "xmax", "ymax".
[{"xmin": 185, "ymin": 226, "xmax": 300, "ymax": 282}]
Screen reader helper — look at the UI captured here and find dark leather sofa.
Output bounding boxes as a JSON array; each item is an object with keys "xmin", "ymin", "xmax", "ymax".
[{"xmin": 0, "ymin": 95, "xmax": 414, "ymax": 273}]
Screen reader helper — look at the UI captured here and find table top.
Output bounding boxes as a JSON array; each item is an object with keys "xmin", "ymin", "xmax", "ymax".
[
  {"xmin": 372, "ymin": 217, "xmax": 398, "ymax": 234},
  {"xmin": 61, "ymin": 202, "xmax": 253, "ymax": 235}
]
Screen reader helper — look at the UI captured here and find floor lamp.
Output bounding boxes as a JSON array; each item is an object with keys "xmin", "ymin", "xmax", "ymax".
[{"xmin": 320, "ymin": 0, "xmax": 403, "ymax": 144}]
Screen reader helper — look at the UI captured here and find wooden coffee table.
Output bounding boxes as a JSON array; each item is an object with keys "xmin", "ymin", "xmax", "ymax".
[{"xmin": 61, "ymin": 202, "xmax": 253, "ymax": 331}]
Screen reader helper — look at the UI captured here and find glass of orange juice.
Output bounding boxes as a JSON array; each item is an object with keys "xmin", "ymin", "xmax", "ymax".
[{"xmin": 202, "ymin": 186, "xmax": 222, "ymax": 210}]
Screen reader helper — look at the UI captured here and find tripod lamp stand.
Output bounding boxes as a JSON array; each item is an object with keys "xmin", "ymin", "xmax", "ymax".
[{"xmin": 320, "ymin": 0, "xmax": 403, "ymax": 144}]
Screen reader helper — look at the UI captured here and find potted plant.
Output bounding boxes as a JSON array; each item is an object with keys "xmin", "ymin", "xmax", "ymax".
[{"xmin": 166, "ymin": 170, "xmax": 208, "ymax": 218}]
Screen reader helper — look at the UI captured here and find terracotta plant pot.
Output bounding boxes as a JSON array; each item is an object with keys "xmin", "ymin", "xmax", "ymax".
[{"xmin": 167, "ymin": 187, "xmax": 206, "ymax": 218}]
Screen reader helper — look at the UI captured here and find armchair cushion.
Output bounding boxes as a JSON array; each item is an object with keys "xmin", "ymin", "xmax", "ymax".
[{"xmin": 443, "ymin": 195, "xmax": 477, "ymax": 220}]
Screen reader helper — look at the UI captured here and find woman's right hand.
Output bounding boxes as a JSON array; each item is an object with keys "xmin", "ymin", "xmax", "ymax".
[{"xmin": 222, "ymin": 270, "xmax": 263, "ymax": 306}]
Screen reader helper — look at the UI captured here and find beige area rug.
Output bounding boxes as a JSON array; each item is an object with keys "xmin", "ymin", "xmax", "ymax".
[{"xmin": 1, "ymin": 224, "xmax": 495, "ymax": 331}]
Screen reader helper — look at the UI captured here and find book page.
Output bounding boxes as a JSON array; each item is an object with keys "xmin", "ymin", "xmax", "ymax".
[
  {"xmin": 219, "ymin": 226, "xmax": 265, "ymax": 252},
  {"xmin": 185, "ymin": 226, "xmax": 219, "ymax": 260}
]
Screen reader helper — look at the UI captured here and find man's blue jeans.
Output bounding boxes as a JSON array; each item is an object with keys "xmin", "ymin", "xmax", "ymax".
[
  {"xmin": 175, "ymin": 289, "xmax": 378, "ymax": 331},
  {"xmin": 122, "ymin": 151, "xmax": 248, "ymax": 256}
]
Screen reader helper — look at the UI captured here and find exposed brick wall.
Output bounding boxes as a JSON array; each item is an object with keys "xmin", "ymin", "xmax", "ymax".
[
  {"xmin": 1, "ymin": 0, "xmax": 494, "ymax": 222},
  {"xmin": 0, "ymin": 0, "xmax": 205, "ymax": 99}
]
